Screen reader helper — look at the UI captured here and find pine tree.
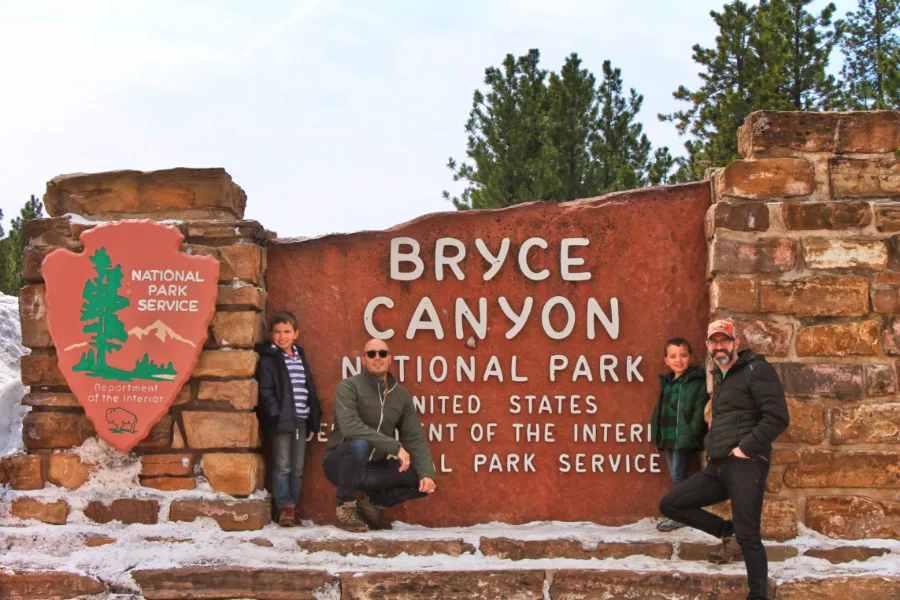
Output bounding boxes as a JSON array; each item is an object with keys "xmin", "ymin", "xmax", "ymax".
[
  {"xmin": 593, "ymin": 60, "xmax": 652, "ymax": 193},
  {"xmin": 444, "ymin": 49, "xmax": 558, "ymax": 209},
  {"xmin": 660, "ymin": 1, "xmax": 764, "ymax": 179},
  {"xmin": 0, "ymin": 195, "xmax": 43, "ymax": 295},
  {"xmin": 648, "ymin": 147, "xmax": 677, "ymax": 186},
  {"xmin": 840, "ymin": 0, "xmax": 900, "ymax": 109},
  {"xmin": 546, "ymin": 53, "xmax": 599, "ymax": 201},
  {"xmin": 79, "ymin": 247, "xmax": 130, "ymax": 373}
]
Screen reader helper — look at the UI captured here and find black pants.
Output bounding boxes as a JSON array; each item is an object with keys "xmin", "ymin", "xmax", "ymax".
[
  {"xmin": 323, "ymin": 439, "xmax": 427, "ymax": 507},
  {"xmin": 659, "ymin": 455, "xmax": 770, "ymax": 600}
]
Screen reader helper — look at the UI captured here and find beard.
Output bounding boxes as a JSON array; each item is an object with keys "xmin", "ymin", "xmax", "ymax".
[{"xmin": 712, "ymin": 347, "xmax": 735, "ymax": 366}]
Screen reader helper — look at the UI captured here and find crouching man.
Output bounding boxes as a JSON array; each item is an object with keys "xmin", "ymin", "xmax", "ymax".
[{"xmin": 323, "ymin": 338, "xmax": 437, "ymax": 532}]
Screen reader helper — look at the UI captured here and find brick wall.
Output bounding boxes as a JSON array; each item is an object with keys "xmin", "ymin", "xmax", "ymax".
[{"xmin": 708, "ymin": 110, "xmax": 900, "ymax": 539}]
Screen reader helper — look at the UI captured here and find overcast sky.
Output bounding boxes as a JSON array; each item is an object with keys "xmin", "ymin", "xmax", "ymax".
[{"xmin": 0, "ymin": 0, "xmax": 855, "ymax": 238}]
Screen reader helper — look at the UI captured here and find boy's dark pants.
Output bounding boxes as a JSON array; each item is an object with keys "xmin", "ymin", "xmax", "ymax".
[
  {"xmin": 323, "ymin": 439, "xmax": 428, "ymax": 507},
  {"xmin": 659, "ymin": 455, "xmax": 771, "ymax": 600}
]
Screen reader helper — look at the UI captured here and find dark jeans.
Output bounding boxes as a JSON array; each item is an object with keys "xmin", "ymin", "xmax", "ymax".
[
  {"xmin": 323, "ymin": 439, "xmax": 428, "ymax": 507},
  {"xmin": 659, "ymin": 455, "xmax": 771, "ymax": 600},
  {"xmin": 663, "ymin": 448, "xmax": 693, "ymax": 485}
]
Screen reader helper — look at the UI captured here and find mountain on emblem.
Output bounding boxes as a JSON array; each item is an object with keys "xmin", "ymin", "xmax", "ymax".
[{"xmin": 42, "ymin": 220, "xmax": 220, "ymax": 453}]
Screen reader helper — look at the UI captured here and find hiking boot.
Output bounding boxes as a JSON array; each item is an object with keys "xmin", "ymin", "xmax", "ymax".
[
  {"xmin": 656, "ymin": 518, "xmax": 686, "ymax": 532},
  {"xmin": 277, "ymin": 506, "xmax": 295, "ymax": 527},
  {"xmin": 335, "ymin": 501, "xmax": 368, "ymax": 533},
  {"xmin": 357, "ymin": 495, "xmax": 392, "ymax": 531},
  {"xmin": 709, "ymin": 536, "xmax": 743, "ymax": 564}
]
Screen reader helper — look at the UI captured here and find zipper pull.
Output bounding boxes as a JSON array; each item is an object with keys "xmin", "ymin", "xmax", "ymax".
[{"xmin": 296, "ymin": 429, "xmax": 299, "ymax": 440}]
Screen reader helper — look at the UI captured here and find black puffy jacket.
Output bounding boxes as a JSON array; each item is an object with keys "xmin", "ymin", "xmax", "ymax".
[
  {"xmin": 705, "ymin": 349, "xmax": 789, "ymax": 460},
  {"xmin": 255, "ymin": 343, "xmax": 323, "ymax": 435}
]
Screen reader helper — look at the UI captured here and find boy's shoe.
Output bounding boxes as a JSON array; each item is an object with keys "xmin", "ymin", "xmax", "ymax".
[
  {"xmin": 708, "ymin": 536, "xmax": 743, "ymax": 564},
  {"xmin": 357, "ymin": 495, "xmax": 392, "ymax": 530},
  {"xmin": 656, "ymin": 518, "xmax": 686, "ymax": 532},
  {"xmin": 335, "ymin": 501, "xmax": 368, "ymax": 533},
  {"xmin": 277, "ymin": 506, "xmax": 295, "ymax": 527}
]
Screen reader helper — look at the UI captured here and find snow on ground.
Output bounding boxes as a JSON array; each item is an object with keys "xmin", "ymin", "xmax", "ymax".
[
  {"xmin": 1, "ymin": 291, "xmax": 897, "ymax": 595},
  {"xmin": 0, "ymin": 293, "xmax": 29, "ymax": 456}
]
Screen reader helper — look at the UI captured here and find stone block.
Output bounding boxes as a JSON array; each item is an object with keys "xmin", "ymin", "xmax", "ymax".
[
  {"xmin": 716, "ymin": 158, "xmax": 814, "ymax": 199},
  {"xmin": 803, "ymin": 547, "xmax": 888, "ymax": 564},
  {"xmin": 880, "ymin": 318, "xmax": 900, "ymax": 356},
  {"xmin": 22, "ymin": 244, "xmax": 52, "ymax": 282},
  {"xmin": 23, "ymin": 412, "xmax": 95, "ymax": 449},
  {"xmin": 6, "ymin": 454, "xmax": 44, "ymax": 490},
  {"xmin": 185, "ymin": 220, "xmax": 267, "ymax": 242},
  {"xmin": 478, "ymin": 538, "xmax": 671, "ymax": 561},
  {"xmin": 738, "ymin": 318, "xmax": 793, "ymax": 356},
  {"xmin": 806, "ymin": 495, "xmax": 900, "ymax": 539},
  {"xmin": 22, "ymin": 392, "xmax": 80, "ymax": 407},
  {"xmin": 298, "ymin": 539, "xmax": 477, "ymax": 558},
  {"xmin": 710, "ymin": 278, "xmax": 757, "ymax": 312},
  {"xmin": 711, "ymin": 200, "xmax": 770, "ymax": 232},
  {"xmin": 876, "ymin": 203, "xmax": 900, "ymax": 232},
  {"xmin": 803, "ymin": 239, "xmax": 888, "ymax": 270},
  {"xmin": 48, "ymin": 453, "xmax": 90, "ymax": 490},
  {"xmin": 796, "ymin": 320, "xmax": 880, "ymax": 356},
  {"xmin": 831, "ymin": 157, "xmax": 900, "ymax": 198},
  {"xmin": 867, "ymin": 363, "xmax": 897, "ymax": 396},
  {"xmin": 549, "ymin": 570, "xmax": 774, "ymax": 600},
  {"xmin": 782, "ymin": 200, "xmax": 872, "ymax": 230},
  {"xmin": 0, "ymin": 571, "xmax": 105, "ymax": 598},
  {"xmin": 172, "ymin": 421, "xmax": 186, "ymax": 449},
  {"xmin": 709, "ymin": 238, "xmax": 796, "ymax": 274},
  {"xmin": 777, "ymin": 576, "xmax": 900, "ymax": 599},
  {"xmin": 168, "ymin": 499, "xmax": 270, "ymax": 531},
  {"xmin": 706, "ymin": 497, "xmax": 797, "ymax": 541},
  {"xmin": 216, "ymin": 283, "xmax": 266, "ymax": 311},
  {"xmin": 784, "ymin": 450, "xmax": 900, "ymax": 488},
  {"xmin": 831, "ymin": 403, "xmax": 900, "ymax": 444},
  {"xmin": 342, "ymin": 571, "xmax": 544, "ymax": 600},
  {"xmin": 209, "ymin": 311, "xmax": 264, "ymax": 348},
  {"xmin": 22, "ymin": 216, "xmax": 81, "ymax": 248},
  {"xmin": 182, "ymin": 411, "xmax": 260, "ymax": 449},
  {"xmin": 781, "ymin": 363, "xmax": 864, "ymax": 400},
  {"xmin": 771, "ymin": 449, "xmax": 800, "ymax": 465},
  {"xmin": 141, "ymin": 454, "xmax": 195, "ymax": 477},
  {"xmin": 85, "ymin": 536, "xmax": 116, "ymax": 547},
  {"xmin": 193, "ymin": 350, "xmax": 258, "ymax": 378},
  {"xmin": 84, "ymin": 499, "xmax": 159, "ymax": 524},
  {"xmin": 11, "ymin": 498, "xmax": 69, "ymax": 524},
  {"xmin": 766, "ymin": 470, "xmax": 783, "ymax": 493},
  {"xmin": 18, "ymin": 284, "xmax": 52, "ymax": 348},
  {"xmin": 185, "ymin": 243, "xmax": 262, "ymax": 283},
  {"xmin": 197, "ymin": 379, "xmax": 258, "ymax": 411},
  {"xmin": 44, "ymin": 168, "xmax": 247, "ymax": 219},
  {"xmin": 202, "ymin": 453, "xmax": 265, "ymax": 496},
  {"xmin": 738, "ymin": 110, "xmax": 900, "ymax": 156},
  {"xmin": 872, "ymin": 286, "xmax": 900, "ymax": 314},
  {"xmin": 20, "ymin": 353, "xmax": 66, "ymax": 387},
  {"xmin": 135, "ymin": 416, "xmax": 173, "ymax": 449},
  {"xmin": 679, "ymin": 542, "xmax": 796, "ymax": 562},
  {"xmin": 141, "ymin": 477, "xmax": 196, "ymax": 491},
  {"xmin": 759, "ymin": 276, "xmax": 869, "ymax": 317},
  {"xmin": 132, "ymin": 567, "xmax": 335, "ymax": 600},
  {"xmin": 779, "ymin": 399, "xmax": 825, "ymax": 444}
]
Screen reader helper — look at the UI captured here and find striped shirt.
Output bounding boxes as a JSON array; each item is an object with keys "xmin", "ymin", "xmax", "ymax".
[{"xmin": 277, "ymin": 343, "xmax": 309, "ymax": 421}]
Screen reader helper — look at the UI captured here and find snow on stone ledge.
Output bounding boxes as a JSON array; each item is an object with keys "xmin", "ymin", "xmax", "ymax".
[{"xmin": 0, "ymin": 293, "xmax": 29, "ymax": 456}]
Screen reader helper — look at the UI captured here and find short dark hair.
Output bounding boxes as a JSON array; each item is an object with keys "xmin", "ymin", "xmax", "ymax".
[
  {"xmin": 270, "ymin": 310, "xmax": 298, "ymax": 331},
  {"xmin": 663, "ymin": 338, "xmax": 692, "ymax": 356}
]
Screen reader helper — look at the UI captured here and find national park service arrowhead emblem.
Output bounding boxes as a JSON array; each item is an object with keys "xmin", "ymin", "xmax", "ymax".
[{"xmin": 42, "ymin": 221, "xmax": 219, "ymax": 452}]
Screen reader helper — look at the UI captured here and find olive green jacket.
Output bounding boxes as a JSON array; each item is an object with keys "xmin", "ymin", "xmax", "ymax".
[{"xmin": 323, "ymin": 370, "xmax": 436, "ymax": 480}]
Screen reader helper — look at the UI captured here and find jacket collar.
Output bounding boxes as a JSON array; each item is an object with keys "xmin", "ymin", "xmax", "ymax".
[
  {"xmin": 363, "ymin": 368, "xmax": 397, "ymax": 390},
  {"xmin": 709, "ymin": 348, "xmax": 756, "ymax": 377}
]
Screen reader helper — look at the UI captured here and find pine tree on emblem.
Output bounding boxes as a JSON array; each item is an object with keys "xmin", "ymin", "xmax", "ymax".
[{"xmin": 77, "ymin": 247, "xmax": 129, "ymax": 375}]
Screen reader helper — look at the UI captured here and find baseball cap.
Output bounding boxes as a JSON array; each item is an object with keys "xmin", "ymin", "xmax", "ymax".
[{"xmin": 707, "ymin": 319, "xmax": 736, "ymax": 340}]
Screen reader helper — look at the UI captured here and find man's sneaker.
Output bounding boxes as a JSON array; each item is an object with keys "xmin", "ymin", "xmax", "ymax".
[
  {"xmin": 656, "ymin": 518, "xmax": 686, "ymax": 532},
  {"xmin": 357, "ymin": 496, "xmax": 393, "ymax": 530},
  {"xmin": 335, "ymin": 501, "xmax": 368, "ymax": 533},
  {"xmin": 277, "ymin": 506, "xmax": 295, "ymax": 527},
  {"xmin": 709, "ymin": 536, "xmax": 743, "ymax": 564}
]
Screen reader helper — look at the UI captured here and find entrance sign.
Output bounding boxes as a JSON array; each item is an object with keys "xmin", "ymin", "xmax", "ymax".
[
  {"xmin": 42, "ymin": 221, "xmax": 219, "ymax": 452},
  {"xmin": 267, "ymin": 185, "xmax": 710, "ymax": 526}
]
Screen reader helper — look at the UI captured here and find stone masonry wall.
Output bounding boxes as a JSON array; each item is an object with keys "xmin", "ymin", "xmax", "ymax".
[
  {"xmin": 4, "ymin": 168, "xmax": 273, "ymax": 530},
  {"xmin": 708, "ymin": 110, "xmax": 900, "ymax": 539}
]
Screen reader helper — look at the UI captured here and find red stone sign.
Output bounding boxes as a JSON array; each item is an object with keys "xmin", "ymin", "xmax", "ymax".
[
  {"xmin": 42, "ymin": 221, "xmax": 219, "ymax": 452},
  {"xmin": 267, "ymin": 184, "xmax": 711, "ymax": 526}
]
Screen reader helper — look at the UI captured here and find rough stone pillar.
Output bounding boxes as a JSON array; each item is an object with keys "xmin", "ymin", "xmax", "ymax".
[
  {"xmin": 708, "ymin": 111, "xmax": 900, "ymax": 540},
  {"xmin": 13, "ymin": 168, "xmax": 271, "ymax": 528}
]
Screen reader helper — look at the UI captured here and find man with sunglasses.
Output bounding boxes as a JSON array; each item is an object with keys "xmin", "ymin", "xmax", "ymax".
[
  {"xmin": 659, "ymin": 320, "xmax": 789, "ymax": 600},
  {"xmin": 323, "ymin": 338, "xmax": 437, "ymax": 532}
]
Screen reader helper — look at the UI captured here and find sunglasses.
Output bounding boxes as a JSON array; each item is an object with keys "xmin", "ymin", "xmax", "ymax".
[{"xmin": 366, "ymin": 350, "xmax": 390, "ymax": 359}]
